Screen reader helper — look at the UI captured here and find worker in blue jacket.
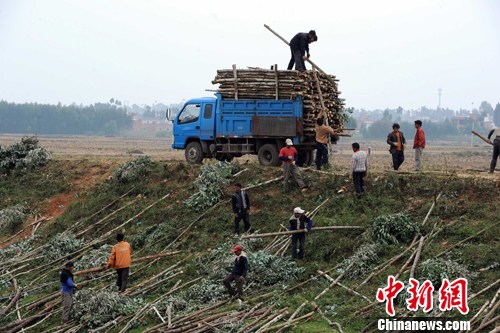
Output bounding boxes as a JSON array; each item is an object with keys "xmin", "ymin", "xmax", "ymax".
[
  {"xmin": 289, "ymin": 207, "xmax": 313, "ymax": 259},
  {"xmin": 287, "ymin": 30, "xmax": 317, "ymax": 71},
  {"xmin": 223, "ymin": 245, "xmax": 248, "ymax": 300},
  {"xmin": 60, "ymin": 261, "xmax": 80, "ymax": 323}
]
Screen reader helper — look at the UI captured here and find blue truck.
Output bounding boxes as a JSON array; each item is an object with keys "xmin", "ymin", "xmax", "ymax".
[{"xmin": 170, "ymin": 93, "xmax": 318, "ymax": 166}]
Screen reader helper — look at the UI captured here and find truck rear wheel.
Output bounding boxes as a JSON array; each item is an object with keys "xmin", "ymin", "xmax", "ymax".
[
  {"xmin": 258, "ymin": 144, "xmax": 279, "ymax": 166},
  {"xmin": 185, "ymin": 141, "xmax": 204, "ymax": 164},
  {"xmin": 298, "ymin": 150, "xmax": 313, "ymax": 167}
]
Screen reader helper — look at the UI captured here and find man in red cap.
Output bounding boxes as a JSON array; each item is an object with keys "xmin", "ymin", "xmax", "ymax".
[{"xmin": 223, "ymin": 245, "xmax": 248, "ymax": 300}]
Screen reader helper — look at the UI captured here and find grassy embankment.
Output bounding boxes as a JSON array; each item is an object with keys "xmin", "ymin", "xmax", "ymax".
[{"xmin": 0, "ymin": 159, "xmax": 498, "ymax": 332}]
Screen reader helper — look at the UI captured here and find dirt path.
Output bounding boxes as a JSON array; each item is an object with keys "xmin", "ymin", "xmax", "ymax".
[{"xmin": 0, "ymin": 161, "xmax": 115, "ymax": 249}]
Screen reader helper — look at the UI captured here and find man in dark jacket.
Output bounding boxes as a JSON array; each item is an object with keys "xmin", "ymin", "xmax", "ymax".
[
  {"xmin": 60, "ymin": 261, "xmax": 80, "ymax": 323},
  {"xmin": 231, "ymin": 183, "xmax": 251, "ymax": 235},
  {"xmin": 289, "ymin": 207, "xmax": 313, "ymax": 259},
  {"xmin": 287, "ymin": 30, "xmax": 317, "ymax": 71},
  {"xmin": 488, "ymin": 127, "xmax": 500, "ymax": 173},
  {"xmin": 223, "ymin": 245, "xmax": 248, "ymax": 300},
  {"xmin": 387, "ymin": 123, "xmax": 406, "ymax": 170}
]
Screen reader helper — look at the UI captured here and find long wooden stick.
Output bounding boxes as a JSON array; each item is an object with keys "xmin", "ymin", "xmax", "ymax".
[
  {"xmin": 15, "ymin": 194, "xmax": 170, "ymax": 280},
  {"xmin": 409, "ymin": 236, "xmax": 425, "ymax": 279},
  {"xmin": 436, "ymin": 222, "xmax": 500, "ymax": 258},
  {"xmin": 263, "ymin": 24, "xmax": 337, "ymax": 85},
  {"xmin": 242, "ymin": 176, "xmax": 283, "ymax": 191},
  {"xmin": 422, "ymin": 192, "xmax": 442, "ymax": 226},
  {"xmin": 75, "ymin": 199, "xmax": 137, "ymax": 237},
  {"xmin": 472, "ymin": 130, "xmax": 493, "ymax": 145},
  {"xmin": 357, "ymin": 238, "xmax": 418, "ymax": 289},
  {"xmin": 319, "ymin": 270, "xmax": 372, "ymax": 304},
  {"xmin": 470, "ymin": 279, "xmax": 500, "ymax": 300},
  {"xmin": 241, "ymin": 226, "xmax": 363, "ymax": 239},
  {"xmin": 73, "ymin": 251, "xmax": 180, "ymax": 276}
]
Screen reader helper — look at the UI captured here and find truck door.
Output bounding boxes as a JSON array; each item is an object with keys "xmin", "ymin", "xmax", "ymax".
[
  {"xmin": 174, "ymin": 103, "xmax": 201, "ymax": 148},
  {"xmin": 199, "ymin": 102, "xmax": 215, "ymax": 140}
]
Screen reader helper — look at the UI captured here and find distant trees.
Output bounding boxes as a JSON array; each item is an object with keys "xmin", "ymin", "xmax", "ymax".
[
  {"xmin": 480, "ymin": 101, "xmax": 494, "ymax": 115},
  {"xmin": 0, "ymin": 101, "xmax": 132, "ymax": 135},
  {"xmin": 494, "ymin": 103, "xmax": 500, "ymax": 127},
  {"xmin": 361, "ymin": 118, "xmax": 480, "ymax": 140}
]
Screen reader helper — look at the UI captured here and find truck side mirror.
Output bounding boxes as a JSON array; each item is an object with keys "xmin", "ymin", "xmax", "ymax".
[{"xmin": 166, "ymin": 108, "xmax": 172, "ymax": 122}]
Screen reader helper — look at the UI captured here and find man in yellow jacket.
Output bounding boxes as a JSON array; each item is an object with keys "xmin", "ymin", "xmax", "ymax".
[
  {"xmin": 106, "ymin": 233, "xmax": 132, "ymax": 292},
  {"xmin": 315, "ymin": 117, "xmax": 335, "ymax": 170}
]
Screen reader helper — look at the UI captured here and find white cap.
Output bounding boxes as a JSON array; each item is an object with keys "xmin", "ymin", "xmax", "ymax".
[
  {"xmin": 285, "ymin": 138, "xmax": 293, "ymax": 146},
  {"xmin": 293, "ymin": 207, "xmax": 305, "ymax": 214}
]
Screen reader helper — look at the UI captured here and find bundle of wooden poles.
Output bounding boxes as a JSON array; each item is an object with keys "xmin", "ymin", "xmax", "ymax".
[{"xmin": 212, "ymin": 66, "xmax": 347, "ymax": 137}]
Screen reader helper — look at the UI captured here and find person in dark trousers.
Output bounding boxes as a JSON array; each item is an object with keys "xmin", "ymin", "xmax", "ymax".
[
  {"xmin": 315, "ymin": 117, "xmax": 335, "ymax": 170},
  {"xmin": 488, "ymin": 127, "xmax": 500, "ymax": 173},
  {"xmin": 60, "ymin": 261, "xmax": 79, "ymax": 323},
  {"xmin": 279, "ymin": 138, "xmax": 307, "ymax": 191},
  {"xmin": 413, "ymin": 120, "xmax": 426, "ymax": 171},
  {"xmin": 289, "ymin": 207, "xmax": 313, "ymax": 259},
  {"xmin": 387, "ymin": 123, "xmax": 406, "ymax": 170},
  {"xmin": 287, "ymin": 30, "xmax": 317, "ymax": 71},
  {"xmin": 106, "ymin": 233, "xmax": 132, "ymax": 292},
  {"xmin": 231, "ymin": 183, "xmax": 251, "ymax": 235},
  {"xmin": 351, "ymin": 143, "xmax": 368, "ymax": 199},
  {"xmin": 223, "ymin": 245, "xmax": 248, "ymax": 300}
]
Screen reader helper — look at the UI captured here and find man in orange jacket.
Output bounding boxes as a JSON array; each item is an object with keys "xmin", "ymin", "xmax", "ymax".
[{"xmin": 106, "ymin": 233, "xmax": 132, "ymax": 292}]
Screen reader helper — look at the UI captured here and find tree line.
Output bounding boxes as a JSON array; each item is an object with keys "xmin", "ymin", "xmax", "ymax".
[
  {"xmin": 0, "ymin": 101, "xmax": 132, "ymax": 135},
  {"xmin": 355, "ymin": 102, "xmax": 500, "ymax": 140}
]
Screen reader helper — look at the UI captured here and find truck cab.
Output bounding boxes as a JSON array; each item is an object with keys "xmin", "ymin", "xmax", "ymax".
[
  {"xmin": 172, "ymin": 97, "xmax": 217, "ymax": 163},
  {"xmin": 172, "ymin": 94, "xmax": 315, "ymax": 166}
]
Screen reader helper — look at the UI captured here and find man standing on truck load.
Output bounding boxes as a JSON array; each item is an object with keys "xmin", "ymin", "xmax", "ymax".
[
  {"xmin": 231, "ymin": 183, "xmax": 251, "ymax": 235},
  {"xmin": 387, "ymin": 123, "xmax": 406, "ymax": 171},
  {"xmin": 289, "ymin": 207, "xmax": 313, "ymax": 259},
  {"xmin": 279, "ymin": 139, "xmax": 307, "ymax": 191},
  {"xmin": 287, "ymin": 30, "xmax": 318, "ymax": 71},
  {"xmin": 487, "ymin": 127, "xmax": 500, "ymax": 173},
  {"xmin": 413, "ymin": 120, "xmax": 426, "ymax": 171},
  {"xmin": 105, "ymin": 233, "xmax": 132, "ymax": 292},
  {"xmin": 315, "ymin": 117, "xmax": 335, "ymax": 170}
]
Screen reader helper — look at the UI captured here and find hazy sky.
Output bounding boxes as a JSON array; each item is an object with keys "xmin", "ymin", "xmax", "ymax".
[{"xmin": 1, "ymin": 0, "xmax": 499, "ymax": 110}]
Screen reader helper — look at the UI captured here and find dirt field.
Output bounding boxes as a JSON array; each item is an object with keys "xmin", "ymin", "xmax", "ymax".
[{"xmin": 1, "ymin": 134, "xmax": 497, "ymax": 175}]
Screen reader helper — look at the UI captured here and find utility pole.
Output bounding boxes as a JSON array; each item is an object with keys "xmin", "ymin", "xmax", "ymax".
[
  {"xmin": 438, "ymin": 88, "xmax": 442, "ymax": 110},
  {"xmin": 471, "ymin": 102, "xmax": 474, "ymax": 148}
]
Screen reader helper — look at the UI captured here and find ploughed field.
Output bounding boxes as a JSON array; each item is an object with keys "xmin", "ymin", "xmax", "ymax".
[{"xmin": 0, "ymin": 134, "xmax": 496, "ymax": 176}]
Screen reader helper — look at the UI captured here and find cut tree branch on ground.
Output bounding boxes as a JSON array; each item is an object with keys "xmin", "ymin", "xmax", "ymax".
[
  {"xmin": 409, "ymin": 236, "xmax": 425, "ymax": 279},
  {"xmin": 73, "ymin": 251, "xmax": 180, "ymax": 276},
  {"xmin": 319, "ymin": 270, "xmax": 372, "ymax": 304},
  {"xmin": 241, "ymin": 226, "xmax": 364, "ymax": 239}
]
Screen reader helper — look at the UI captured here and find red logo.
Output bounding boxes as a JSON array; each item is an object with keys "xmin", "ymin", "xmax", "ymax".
[
  {"xmin": 377, "ymin": 277, "xmax": 469, "ymax": 316},
  {"xmin": 439, "ymin": 278, "xmax": 469, "ymax": 315},
  {"xmin": 406, "ymin": 278, "xmax": 434, "ymax": 312},
  {"xmin": 376, "ymin": 275, "xmax": 405, "ymax": 316}
]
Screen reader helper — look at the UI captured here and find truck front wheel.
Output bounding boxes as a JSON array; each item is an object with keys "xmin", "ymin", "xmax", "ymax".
[
  {"xmin": 185, "ymin": 142, "xmax": 204, "ymax": 164},
  {"xmin": 258, "ymin": 144, "xmax": 279, "ymax": 166}
]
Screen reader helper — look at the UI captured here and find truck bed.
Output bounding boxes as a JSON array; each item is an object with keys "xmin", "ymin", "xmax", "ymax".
[{"xmin": 217, "ymin": 98, "xmax": 303, "ymax": 138}]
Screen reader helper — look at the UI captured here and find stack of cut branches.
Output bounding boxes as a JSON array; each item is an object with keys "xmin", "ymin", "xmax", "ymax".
[{"xmin": 212, "ymin": 68, "xmax": 349, "ymax": 137}]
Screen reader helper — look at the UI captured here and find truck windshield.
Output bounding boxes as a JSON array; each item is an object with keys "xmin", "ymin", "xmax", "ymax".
[{"xmin": 178, "ymin": 104, "xmax": 200, "ymax": 124}]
